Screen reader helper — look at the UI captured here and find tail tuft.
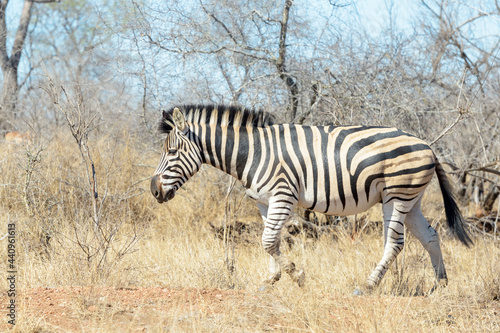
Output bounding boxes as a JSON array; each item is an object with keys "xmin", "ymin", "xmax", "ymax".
[{"xmin": 435, "ymin": 159, "xmax": 473, "ymax": 247}]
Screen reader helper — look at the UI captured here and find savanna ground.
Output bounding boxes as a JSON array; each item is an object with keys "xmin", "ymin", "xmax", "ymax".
[{"xmin": 0, "ymin": 135, "xmax": 498, "ymax": 332}]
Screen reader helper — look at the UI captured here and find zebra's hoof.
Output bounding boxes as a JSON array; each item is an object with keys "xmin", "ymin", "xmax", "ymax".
[
  {"xmin": 429, "ymin": 278, "xmax": 449, "ymax": 295},
  {"xmin": 295, "ymin": 270, "xmax": 305, "ymax": 287},
  {"xmin": 258, "ymin": 284, "xmax": 274, "ymax": 292},
  {"xmin": 352, "ymin": 288, "xmax": 364, "ymax": 296},
  {"xmin": 438, "ymin": 278, "xmax": 448, "ymax": 287},
  {"xmin": 263, "ymin": 273, "xmax": 281, "ymax": 286}
]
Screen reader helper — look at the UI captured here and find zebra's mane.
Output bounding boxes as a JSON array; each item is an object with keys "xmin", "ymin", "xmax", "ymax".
[{"xmin": 158, "ymin": 104, "xmax": 275, "ymax": 134}]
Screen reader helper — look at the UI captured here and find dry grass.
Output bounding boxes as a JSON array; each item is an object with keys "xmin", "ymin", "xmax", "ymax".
[{"xmin": 0, "ymin": 134, "xmax": 498, "ymax": 332}]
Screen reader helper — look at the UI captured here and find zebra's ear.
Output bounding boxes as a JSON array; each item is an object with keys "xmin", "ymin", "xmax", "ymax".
[{"xmin": 172, "ymin": 108, "xmax": 187, "ymax": 132}]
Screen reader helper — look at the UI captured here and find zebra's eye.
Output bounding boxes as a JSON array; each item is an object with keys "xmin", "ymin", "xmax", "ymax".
[{"xmin": 168, "ymin": 149, "xmax": 177, "ymax": 156}]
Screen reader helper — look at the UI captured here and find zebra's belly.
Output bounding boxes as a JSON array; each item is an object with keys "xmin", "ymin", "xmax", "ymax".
[{"xmin": 297, "ymin": 189, "xmax": 382, "ymax": 216}]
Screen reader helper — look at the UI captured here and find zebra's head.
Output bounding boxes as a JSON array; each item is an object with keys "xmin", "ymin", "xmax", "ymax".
[{"xmin": 151, "ymin": 107, "xmax": 202, "ymax": 204}]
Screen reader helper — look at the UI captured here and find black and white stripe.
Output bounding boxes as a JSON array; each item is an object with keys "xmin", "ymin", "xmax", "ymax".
[{"xmin": 151, "ymin": 105, "xmax": 472, "ymax": 290}]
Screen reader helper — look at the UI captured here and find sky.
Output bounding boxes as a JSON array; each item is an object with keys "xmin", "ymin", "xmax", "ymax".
[
  {"xmin": 4, "ymin": 0, "xmax": 500, "ymax": 49},
  {"xmin": 356, "ymin": 0, "xmax": 417, "ymax": 33},
  {"xmin": 357, "ymin": 0, "xmax": 500, "ymax": 39},
  {"xmin": 2, "ymin": 0, "xmax": 500, "ymax": 89}
]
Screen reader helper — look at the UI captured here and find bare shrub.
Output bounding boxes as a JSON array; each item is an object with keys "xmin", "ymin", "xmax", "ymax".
[{"xmin": 13, "ymin": 77, "xmax": 150, "ymax": 283}]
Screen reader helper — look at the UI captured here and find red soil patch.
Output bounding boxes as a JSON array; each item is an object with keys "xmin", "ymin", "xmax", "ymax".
[
  {"xmin": 1, "ymin": 286, "xmax": 498, "ymax": 332},
  {"xmin": 1, "ymin": 286, "xmax": 244, "ymax": 331}
]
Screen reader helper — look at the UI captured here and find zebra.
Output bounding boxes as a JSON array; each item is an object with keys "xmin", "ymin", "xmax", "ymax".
[{"xmin": 150, "ymin": 104, "xmax": 472, "ymax": 291}]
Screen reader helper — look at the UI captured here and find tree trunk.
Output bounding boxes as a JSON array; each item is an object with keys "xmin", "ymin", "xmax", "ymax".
[
  {"xmin": 276, "ymin": 0, "xmax": 298, "ymax": 122},
  {"xmin": 0, "ymin": 0, "xmax": 34, "ymax": 129},
  {"xmin": 0, "ymin": 65, "xmax": 19, "ymax": 119},
  {"xmin": 483, "ymin": 186, "xmax": 499, "ymax": 213}
]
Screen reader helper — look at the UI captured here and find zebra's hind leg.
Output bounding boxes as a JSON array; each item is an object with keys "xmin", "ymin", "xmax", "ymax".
[
  {"xmin": 264, "ymin": 239, "xmax": 281, "ymax": 285},
  {"xmin": 258, "ymin": 202, "xmax": 305, "ymax": 287},
  {"xmin": 365, "ymin": 201, "xmax": 408, "ymax": 289},
  {"xmin": 258, "ymin": 203, "xmax": 282, "ymax": 286},
  {"xmin": 405, "ymin": 199, "xmax": 448, "ymax": 288}
]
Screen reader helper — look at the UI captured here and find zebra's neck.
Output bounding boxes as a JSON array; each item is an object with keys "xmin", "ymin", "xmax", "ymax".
[{"xmin": 190, "ymin": 122, "xmax": 261, "ymax": 187}]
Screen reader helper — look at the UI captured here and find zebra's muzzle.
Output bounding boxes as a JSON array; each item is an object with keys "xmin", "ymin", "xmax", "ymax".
[
  {"xmin": 165, "ymin": 189, "xmax": 176, "ymax": 202},
  {"xmin": 151, "ymin": 174, "xmax": 177, "ymax": 203},
  {"xmin": 150, "ymin": 174, "xmax": 165, "ymax": 203}
]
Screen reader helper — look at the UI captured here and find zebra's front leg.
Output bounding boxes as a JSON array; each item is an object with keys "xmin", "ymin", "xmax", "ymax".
[{"xmin": 258, "ymin": 202, "xmax": 305, "ymax": 287}]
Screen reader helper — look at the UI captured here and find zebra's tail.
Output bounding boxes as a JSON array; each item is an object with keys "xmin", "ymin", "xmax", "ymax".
[{"xmin": 435, "ymin": 159, "xmax": 473, "ymax": 247}]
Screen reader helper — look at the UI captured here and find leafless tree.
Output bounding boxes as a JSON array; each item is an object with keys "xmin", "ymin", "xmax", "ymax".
[
  {"xmin": 415, "ymin": 0, "xmax": 500, "ymax": 216},
  {"xmin": 128, "ymin": 0, "xmax": 350, "ymax": 122},
  {"xmin": 0, "ymin": 0, "xmax": 58, "ymax": 130}
]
